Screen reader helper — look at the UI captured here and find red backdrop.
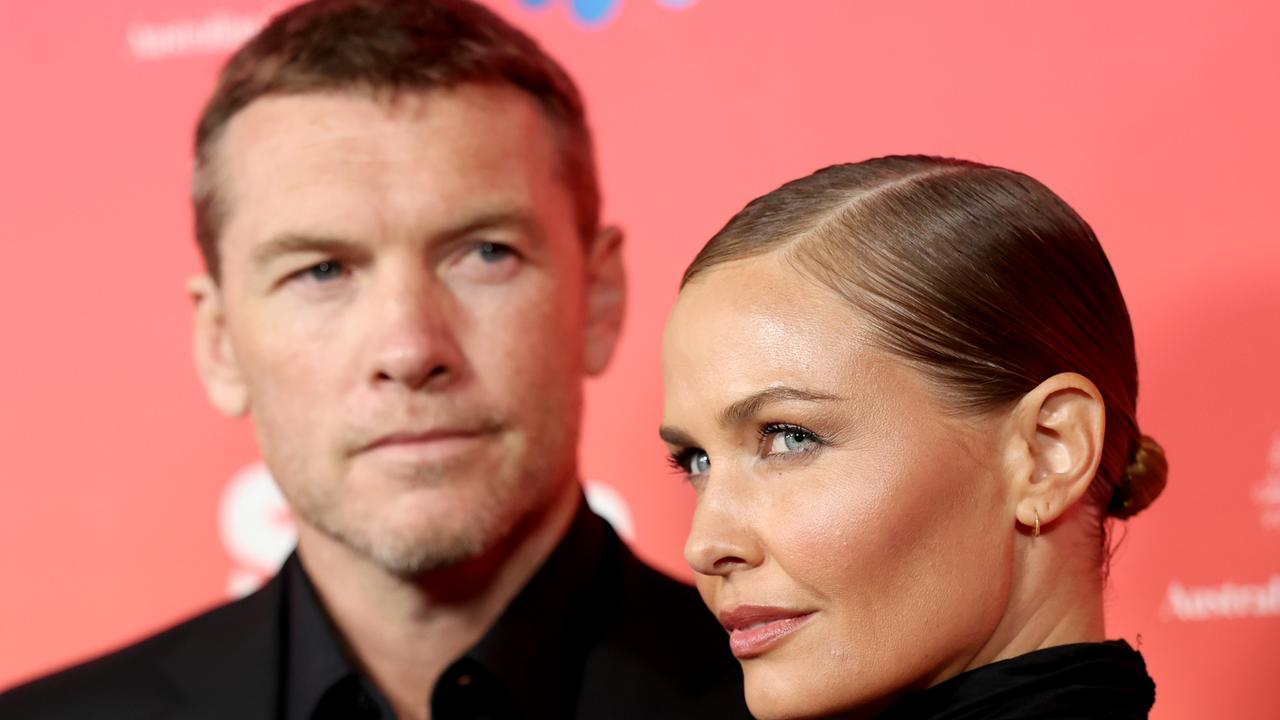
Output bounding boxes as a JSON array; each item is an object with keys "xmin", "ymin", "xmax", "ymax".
[{"xmin": 1, "ymin": 1, "xmax": 1277, "ymax": 717}]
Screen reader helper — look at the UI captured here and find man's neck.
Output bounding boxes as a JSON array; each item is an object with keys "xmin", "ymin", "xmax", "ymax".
[{"xmin": 293, "ymin": 480, "xmax": 583, "ymax": 720}]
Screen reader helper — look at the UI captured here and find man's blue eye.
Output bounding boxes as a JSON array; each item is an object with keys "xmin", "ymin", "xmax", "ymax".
[
  {"xmin": 476, "ymin": 242, "xmax": 514, "ymax": 263},
  {"xmin": 308, "ymin": 261, "xmax": 344, "ymax": 281}
]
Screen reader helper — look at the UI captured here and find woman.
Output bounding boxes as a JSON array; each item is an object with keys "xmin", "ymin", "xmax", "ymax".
[{"xmin": 660, "ymin": 155, "xmax": 1166, "ymax": 719}]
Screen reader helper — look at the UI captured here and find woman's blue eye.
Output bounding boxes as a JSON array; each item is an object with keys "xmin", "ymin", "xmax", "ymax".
[
  {"xmin": 307, "ymin": 261, "xmax": 344, "ymax": 281},
  {"xmin": 669, "ymin": 449, "xmax": 710, "ymax": 477},
  {"xmin": 690, "ymin": 451, "xmax": 711, "ymax": 475},
  {"xmin": 763, "ymin": 425, "xmax": 819, "ymax": 456}
]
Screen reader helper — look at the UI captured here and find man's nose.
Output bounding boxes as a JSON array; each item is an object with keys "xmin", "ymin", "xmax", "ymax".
[
  {"xmin": 684, "ymin": 472, "xmax": 764, "ymax": 579},
  {"xmin": 367, "ymin": 271, "xmax": 466, "ymax": 392}
]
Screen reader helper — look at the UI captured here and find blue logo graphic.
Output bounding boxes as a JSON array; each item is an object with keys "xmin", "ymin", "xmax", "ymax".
[{"xmin": 518, "ymin": 0, "xmax": 697, "ymax": 27}]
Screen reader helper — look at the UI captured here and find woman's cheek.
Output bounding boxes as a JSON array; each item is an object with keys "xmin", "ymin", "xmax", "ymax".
[{"xmin": 771, "ymin": 458, "xmax": 906, "ymax": 595}]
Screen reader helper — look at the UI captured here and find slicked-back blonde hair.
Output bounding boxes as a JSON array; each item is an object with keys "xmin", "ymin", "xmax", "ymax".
[{"xmin": 684, "ymin": 155, "xmax": 1167, "ymax": 523}]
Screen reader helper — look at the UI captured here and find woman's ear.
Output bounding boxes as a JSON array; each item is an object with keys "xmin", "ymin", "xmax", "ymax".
[
  {"xmin": 582, "ymin": 224, "xmax": 626, "ymax": 377},
  {"xmin": 1005, "ymin": 372, "xmax": 1106, "ymax": 533},
  {"xmin": 188, "ymin": 275, "xmax": 250, "ymax": 417}
]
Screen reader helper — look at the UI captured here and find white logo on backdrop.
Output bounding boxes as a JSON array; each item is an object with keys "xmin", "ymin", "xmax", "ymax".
[
  {"xmin": 583, "ymin": 480, "xmax": 636, "ymax": 542},
  {"xmin": 218, "ymin": 462, "xmax": 636, "ymax": 597},
  {"xmin": 218, "ymin": 462, "xmax": 296, "ymax": 597},
  {"xmin": 1163, "ymin": 576, "xmax": 1280, "ymax": 621},
  {"xmin": 126, "ymin": 9, "xmax": 270, "ymax": 61},
  {"xmin": 1160, "ymin": 435, "xmax": 1280, "ymax": 622},
  {"xmin": 1253, "ymin": 433, "xmax": 1280, "ymax": 530}
]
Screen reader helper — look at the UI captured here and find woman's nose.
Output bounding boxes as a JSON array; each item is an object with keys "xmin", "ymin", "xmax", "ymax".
[{"xmin": 684, "ymin": 477, "xmax": 764, "ymax": 578}]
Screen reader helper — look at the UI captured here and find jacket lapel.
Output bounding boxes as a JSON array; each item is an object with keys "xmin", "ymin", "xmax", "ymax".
[{"xmin": 158, "ymin": 566, "xmax": 288, "ymax": 720}]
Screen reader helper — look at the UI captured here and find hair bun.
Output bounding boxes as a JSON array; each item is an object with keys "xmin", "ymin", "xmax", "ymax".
[{"xmin": 1107, "ymin": 434, "xmax": 1168, "ymax": 519}]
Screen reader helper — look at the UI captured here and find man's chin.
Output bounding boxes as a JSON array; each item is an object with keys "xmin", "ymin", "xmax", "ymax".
[
  {"xmin": 359, "ymin": 531, "xmax": 489, "ymax": 576},
  {"xmin": 317, "ymin": 491, "xmax": 528, "ymax": 577},
  {"xmin": 322, "ymin": 516, "xmax": 501, "ymax": 576}
]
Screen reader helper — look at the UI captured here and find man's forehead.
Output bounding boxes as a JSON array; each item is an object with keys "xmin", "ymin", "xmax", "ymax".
[
  {"xmin": 218, "ymin": 84, "xmax": 548, "ymax": 159},
  {"xmin": 209, "ymin": 84, "xmax": 579, "ymax": 256},
  {"xmin": 209, "ymin": 85, "xmax": 563, "ymax": 218},
  {"xmin": 202, "ymin": 82, "xmax": 583, "ymax": 277}
]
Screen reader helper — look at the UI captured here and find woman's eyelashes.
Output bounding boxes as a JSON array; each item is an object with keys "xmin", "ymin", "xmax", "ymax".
[
  {"xmin": 668, "ymin": 423, "xmax": 826, "ymax": 481},
  {"xmin": 669, "ymin": 448, "xmax": 711, "ymax": 478},
  {"xmin": 760, "ymin": 423, "xmax": 825, "ymax": 458}
]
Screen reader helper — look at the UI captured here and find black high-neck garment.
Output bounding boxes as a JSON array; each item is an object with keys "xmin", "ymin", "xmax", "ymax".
[{"xmin": 877, "ymin": 640, "xmax": 1156, "ymax": 720}]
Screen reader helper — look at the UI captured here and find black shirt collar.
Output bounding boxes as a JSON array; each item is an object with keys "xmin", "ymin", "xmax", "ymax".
[
  {"xmin": 283, "ymin": 550, "xmax": 393, "ymax": 720},
  {"xmin": 454, "ymin": 495, "xmax": 612, "ymax": 715},
  {"xmin": 281, "ymin": 494, "xmax": 616, "ymax": 719}
]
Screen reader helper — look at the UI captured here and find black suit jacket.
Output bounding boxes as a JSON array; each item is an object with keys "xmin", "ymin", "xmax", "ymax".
[{"xmin": 0, "ymin": 511, "xmax": 749, "ymax": 719}]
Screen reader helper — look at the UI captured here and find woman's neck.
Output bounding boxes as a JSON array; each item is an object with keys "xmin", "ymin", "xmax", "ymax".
[{"xmin": 969, "ymin": 505, "xmax": 1107, "ymax": 671}]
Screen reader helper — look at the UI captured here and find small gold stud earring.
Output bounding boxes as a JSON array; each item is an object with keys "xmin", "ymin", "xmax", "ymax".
[{"xmin": 1033, "ymin": 509, "xmax": 1041, "ymax": 538}]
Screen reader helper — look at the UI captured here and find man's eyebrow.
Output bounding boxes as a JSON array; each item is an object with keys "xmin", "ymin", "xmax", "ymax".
[
  {"xmin": 438, "ymin": 208, "xmax": 544, "ymax": 244},
  {"xmin": 251, "ymin": 210, "xmax": 546, "ymax": 269},
  {"xmin": 717, "ymin": 387, "xmax": 842, "ymax": 427},
  {"xmin": 657, "ymin": 386, "xmax": 842, "ymax": 448},
  {"xmin": 251, "ymin": 233, "xmax": 360, "ymax": 267}
]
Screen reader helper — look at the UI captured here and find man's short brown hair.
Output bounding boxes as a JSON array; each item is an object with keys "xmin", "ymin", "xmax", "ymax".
[{"xmin": 193, "ymin": 0, "xmax": 598, "ymax": 279}]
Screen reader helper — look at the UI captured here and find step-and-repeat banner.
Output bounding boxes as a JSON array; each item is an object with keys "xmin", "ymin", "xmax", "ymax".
[{"xmin": 1, "ymin": 1, "xmax": 1277, "ymax": 717}]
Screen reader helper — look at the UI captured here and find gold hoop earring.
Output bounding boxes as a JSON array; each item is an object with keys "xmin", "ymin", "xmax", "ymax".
[{"xmin": 1033, "ymin": 510, "xmax": 1041, "ymax": 538}]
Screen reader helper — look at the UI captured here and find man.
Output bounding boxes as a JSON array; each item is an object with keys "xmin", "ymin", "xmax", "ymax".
[{"xmin": 0, "ymin": 1, "xmax": 747, "ymax": 718}]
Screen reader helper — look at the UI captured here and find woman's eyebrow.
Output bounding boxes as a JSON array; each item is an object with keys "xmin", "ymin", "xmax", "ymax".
[
  {"xmin": 658, "ymin": 425, "xmax": 695, "ymax": 447},
  {"xmin": 658, "ymin": 387, "xmax": 842, "ymax": 447},
  {"xmin": 717, "ymin": 387, "xmax": 841, "ymax": 427}
]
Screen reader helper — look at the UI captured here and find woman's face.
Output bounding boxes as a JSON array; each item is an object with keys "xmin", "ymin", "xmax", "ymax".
[{"xmin": 661, "ymin": 252, "xmax": 1018, "ymax": 719}]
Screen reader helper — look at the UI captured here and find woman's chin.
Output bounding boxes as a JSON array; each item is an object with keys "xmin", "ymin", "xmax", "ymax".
[{"xmin": 742, "ymin": 659, "xmax": 900, "ymax": 720}]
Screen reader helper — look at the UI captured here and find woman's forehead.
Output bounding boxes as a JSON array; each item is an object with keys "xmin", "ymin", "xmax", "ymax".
[
  {"xmin": 667, "ymin": 254, "xmax": 865, "ymax": 355},
  {"xmin": 662, "ymin": 256, "xmax": 919, "ymax": 415}
]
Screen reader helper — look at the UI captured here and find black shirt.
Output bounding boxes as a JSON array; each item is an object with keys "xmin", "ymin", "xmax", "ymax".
[
  {"xmin": 0, "ymin": 500, "xmax": 749, "ymax": 719},
  {"xmin": 878, "ymin": 640, "xmax": 1157, "ymax": 719},
  {"xmin": 284, "ymin": 499, "xmax": 671, "ymax": 719}
]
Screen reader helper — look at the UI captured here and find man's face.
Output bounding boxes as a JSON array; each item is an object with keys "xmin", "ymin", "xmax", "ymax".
[{"xmin": 191, "ymin": 85, "xmax": 623, "ymax": 574}]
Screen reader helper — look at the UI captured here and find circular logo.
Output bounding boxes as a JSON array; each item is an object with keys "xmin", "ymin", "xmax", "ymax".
[{"xmin": 218, "ymin": 462, "xmax": 295, "ymax": 597}]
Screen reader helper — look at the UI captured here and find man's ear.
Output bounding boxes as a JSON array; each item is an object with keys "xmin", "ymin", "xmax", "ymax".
[
  {"xmin": 1005, "ymin": 372, "xmax": 1106, "ymax": 533},
  {"xmin": 582, "ymin": 224, "xmax": 626, "ymax": 376},
  {"xmin": 188, "ymin": 275, "xmax": 250, "ymax": 417}
]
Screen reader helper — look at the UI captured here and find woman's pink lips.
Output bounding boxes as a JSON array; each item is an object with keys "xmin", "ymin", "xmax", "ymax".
[{"xmin": 719, "ymin": 606, "xmax": 816, "ymax": 659}]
